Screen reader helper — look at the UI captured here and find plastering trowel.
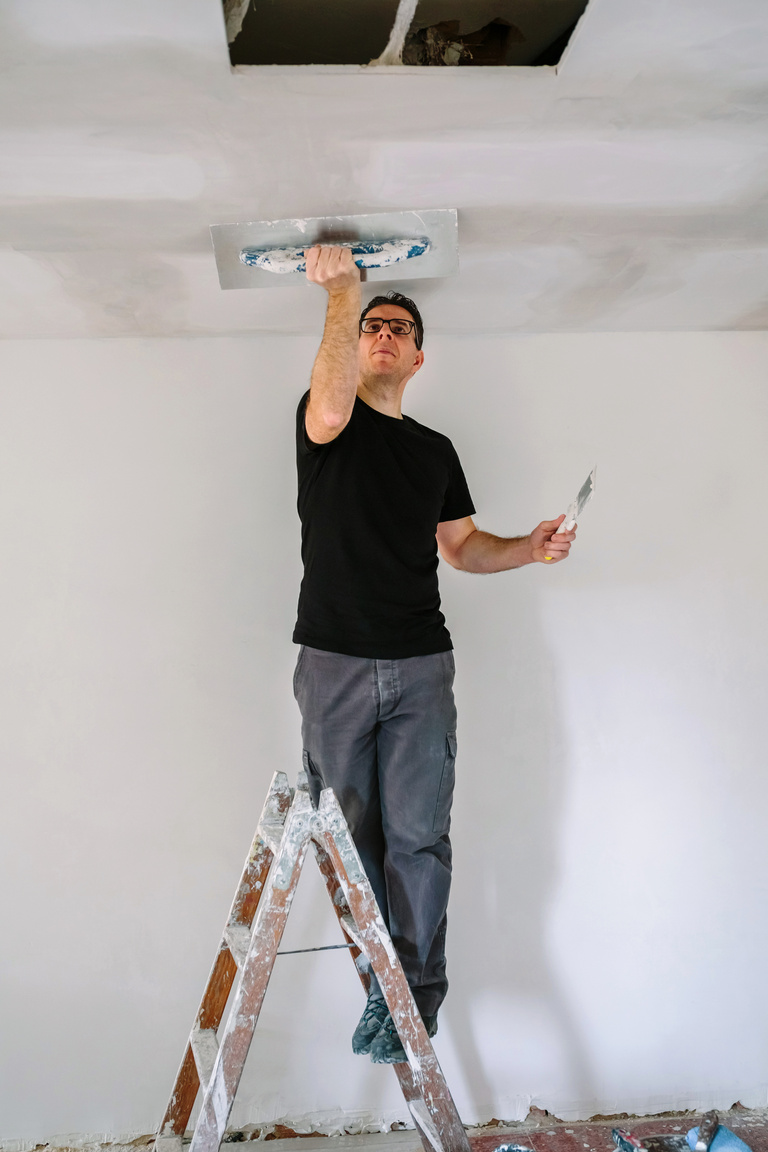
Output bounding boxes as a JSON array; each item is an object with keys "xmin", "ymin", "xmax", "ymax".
[{"xmin": 209, "ymin": 209, "xmax": 459, "ymax": 290}]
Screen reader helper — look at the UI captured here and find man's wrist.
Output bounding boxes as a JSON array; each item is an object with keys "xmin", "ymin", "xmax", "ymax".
[
  {"xmin": 326, "ymin": 283, "xmax": 361, "ymax": 301},
  {"xmin": 513, "ymin": 535, "xmax": 535, "ymax": 568}
]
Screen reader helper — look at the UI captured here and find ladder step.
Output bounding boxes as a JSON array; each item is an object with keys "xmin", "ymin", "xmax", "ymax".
[
  {"xmin": 223, "ymin": 922, "xmax": 252, "ymax": 969},
  {"xmin": 339, "ymin": 913, "xmax": 366, "ymax": 954},
  {"xmin": 190, "ymin": 1027, "xmax": 219, "ymax": 1092}
]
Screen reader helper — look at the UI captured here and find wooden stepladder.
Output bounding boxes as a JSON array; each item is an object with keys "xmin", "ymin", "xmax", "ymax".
[{"xmin": 155, "ymin": 771, "xmax": 470, "ymax": 1152}]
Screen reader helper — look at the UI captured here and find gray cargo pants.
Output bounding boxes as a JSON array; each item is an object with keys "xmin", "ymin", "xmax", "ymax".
[{"xmin": 293, "ymin": 645, "xmax": 457, "ymax": 1016}]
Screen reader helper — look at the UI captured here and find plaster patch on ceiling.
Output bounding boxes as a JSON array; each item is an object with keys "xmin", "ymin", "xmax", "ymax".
[
  {"xmin": 6, "ymin": 0, "xmax": 222, "ymax": 47},
  {"xmin": 558, "ymin": 0, "xmax": 768, "ymax": 82},
  {"xmin": 731, "ymin": 299, "xmax": 768, "ymax": 330},
  {"xmin": 528, "ymin": 246, "xmax": 665, "ymax": 329},
  {"xmin": 38, "ymin": 251, "xmax": 190, "ymax": 337},
  {"xmin": 0, "ymin": 250, "xmax": 88, "ymax": 337},
  {"xmin": 606, "ymin": 247, "xmax": 768, "ymax": 331},
  {"xmin": 354, "ymin": 135, "xmax": 768, "ymax": 209},
  {"xmin": 0, "ymin": 133, "xmax": 205, "ymax": 201}
]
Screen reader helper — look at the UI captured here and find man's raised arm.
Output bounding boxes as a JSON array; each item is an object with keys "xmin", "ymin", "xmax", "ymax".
[{"xmin": 304, "ymin": 246, "xmax": 361, "ymax": 445}]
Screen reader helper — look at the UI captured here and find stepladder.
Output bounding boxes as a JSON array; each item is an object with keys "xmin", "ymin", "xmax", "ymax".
[{"xmin": 155, "ymin": 770, "xmax": 471, "ymax": 1152}]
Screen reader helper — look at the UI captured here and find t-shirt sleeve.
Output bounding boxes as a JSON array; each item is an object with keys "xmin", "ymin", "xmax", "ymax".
[
  {"xmin": 296, "ymin": 390, "xmax": 328, "ymax": 457},
  {"xmin": 439, "ymin": 443, "xmax": 476, "ymax": 522}
]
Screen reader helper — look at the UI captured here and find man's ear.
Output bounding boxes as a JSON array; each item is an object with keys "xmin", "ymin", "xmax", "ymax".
[{"xmin": 412, "ymin": 350, "xmax": 425, "ymax": 374}]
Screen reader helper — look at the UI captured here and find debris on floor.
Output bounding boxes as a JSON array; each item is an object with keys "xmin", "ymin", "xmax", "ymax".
[
  {"xmin": 476, "ymin": 1107, "xmax": 768, "ymax": 1152},
  {"xmin": 612, "ymin": 1112, "xmax": 753, "ymax": 1152}
]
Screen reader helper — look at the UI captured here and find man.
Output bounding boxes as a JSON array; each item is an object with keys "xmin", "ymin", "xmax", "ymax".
[{"xmin": 293, "ymin": 245, "xmax": 576, "ymax": 1064}]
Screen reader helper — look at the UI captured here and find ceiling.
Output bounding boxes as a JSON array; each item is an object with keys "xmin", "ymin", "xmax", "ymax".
[{"xmin": 1, "ymin": 0, "xmax": 767, "ymax": 338}]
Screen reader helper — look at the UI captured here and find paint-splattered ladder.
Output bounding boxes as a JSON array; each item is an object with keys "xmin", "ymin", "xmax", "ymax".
[{"xmin": 154, "ymin": 770, "xmax": 471, "ymax": 1152}]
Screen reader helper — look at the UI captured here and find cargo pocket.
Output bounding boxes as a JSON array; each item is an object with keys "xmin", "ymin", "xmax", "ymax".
[
  {"xmin": 433, "ymin": 731, "xmax": 457, "ymax": 834},
  {"xmin": 301, "ymin": 748, "xmax": 325, "ymax": 808},
  {"xmin": 302, "ymin": 747, "xmax": 322, "ymax": 783}
]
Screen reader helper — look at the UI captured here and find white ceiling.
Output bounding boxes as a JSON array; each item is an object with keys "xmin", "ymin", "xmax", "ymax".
[{"xmin": 1, "ymin": 0, "xmax": 767, "ymax": 337}]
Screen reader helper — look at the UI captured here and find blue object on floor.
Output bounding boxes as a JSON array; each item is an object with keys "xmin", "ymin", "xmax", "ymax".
[{"xmin": 687, "ymin": 1128, "xmax": 752, "ymax": 1152}]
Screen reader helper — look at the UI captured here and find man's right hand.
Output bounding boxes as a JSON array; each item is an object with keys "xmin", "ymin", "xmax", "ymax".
[{"xmin": 305, "ymin": 245, "xmax": 361, "ymax": 294}]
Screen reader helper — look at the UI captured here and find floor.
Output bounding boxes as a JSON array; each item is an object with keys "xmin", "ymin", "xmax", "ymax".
[
  {"xmin": 469, "ymin": 1109, "xmax": 768, "ymax": 1152},
  {"xmin": 210, "ymin": 1109, "xmax": 768, "ymax": 1152},
  {"xmin": 19, "ymin": 1106, "xmax": 768, "ymax": 1152}
]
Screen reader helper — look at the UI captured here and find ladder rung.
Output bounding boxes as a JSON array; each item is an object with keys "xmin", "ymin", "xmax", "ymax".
[
  {"xmin": 190, "ymin": 1026, "xmax": 219, "ymax": 1092},
  {"xmin": 223, "ymin": 922, "xmax": 252, "ymax": 969},
  {"xmin": 340, "ymin": 913, "xmax": 365, "ymax": 953}
]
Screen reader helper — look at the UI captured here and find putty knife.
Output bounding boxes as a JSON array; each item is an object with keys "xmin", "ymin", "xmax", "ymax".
[
  {"xmin": 210, "ymin": 209, "xmax": 459, "ymax": 290},
  {"xmin": 556, "ymin": 465, "xmax": 596, "ymax": 534}
]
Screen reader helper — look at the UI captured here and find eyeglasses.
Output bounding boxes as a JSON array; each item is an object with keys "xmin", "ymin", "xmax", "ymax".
[{"xmin": 360, "ymin": 317, "xmax": 417, "ymax": 337}]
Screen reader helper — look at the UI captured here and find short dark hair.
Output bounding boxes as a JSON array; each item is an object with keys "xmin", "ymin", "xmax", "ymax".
[{"xmin": 360, "ymin": 291, "xmax": 424, "ymax": 350}]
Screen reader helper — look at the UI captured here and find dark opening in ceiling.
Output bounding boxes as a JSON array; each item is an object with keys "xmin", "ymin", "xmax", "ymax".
[{"xmin": 225, "ymin": 0, "xmax": 589, "ymax": 67}]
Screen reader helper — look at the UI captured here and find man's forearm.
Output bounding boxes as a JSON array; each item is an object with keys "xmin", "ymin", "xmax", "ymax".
[
  {"xmin": 308, "ymin": 286, "xmax": 361, "ymax": 435},
  {"xmin": 453, "ymin": 529, "xmax": 534, "ymax": 573}
]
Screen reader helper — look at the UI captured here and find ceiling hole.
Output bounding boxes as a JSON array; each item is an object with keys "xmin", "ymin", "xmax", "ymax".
[{"xmin": 225, "ymin": 0, "xmax": 590, "ymax": 67}]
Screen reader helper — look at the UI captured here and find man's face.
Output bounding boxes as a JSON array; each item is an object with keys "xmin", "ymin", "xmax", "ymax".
[{"xmin": 358, "ymin": 304, "xmax": 424, "ymax": 384}]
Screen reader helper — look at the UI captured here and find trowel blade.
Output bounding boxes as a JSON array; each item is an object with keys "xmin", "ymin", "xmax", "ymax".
[{"xmin": 210, "ymin": 208, "xmax": 459, "ymax": 289}]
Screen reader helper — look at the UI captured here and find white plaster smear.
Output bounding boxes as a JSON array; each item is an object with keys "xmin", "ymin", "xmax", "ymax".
[
  {"xmin": 0, "ymin": 133, "xmax": 205, "ymax": 200},
  {"xmin": 6, "ymin": 0, "xmax": 223, "ymax": 46},
  {"xmin": 356, "ymin": 134, "xmax": 768, "ymax": 208}
]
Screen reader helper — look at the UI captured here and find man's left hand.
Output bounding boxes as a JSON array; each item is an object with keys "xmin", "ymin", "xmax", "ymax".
[{"xmin": 530, "ymin": 515, "xmax": 577, "ymax": 564}]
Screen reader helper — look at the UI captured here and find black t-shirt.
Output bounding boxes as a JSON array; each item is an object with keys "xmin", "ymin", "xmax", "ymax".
[{"xmin": 293, "ymin": 391, "xmax": 475, "ymax": 659}]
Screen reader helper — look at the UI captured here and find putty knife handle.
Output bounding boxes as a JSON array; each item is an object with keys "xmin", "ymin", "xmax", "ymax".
[{"xmin": 555, "ymin": 502, "xmax": 577, "ymax": 534}]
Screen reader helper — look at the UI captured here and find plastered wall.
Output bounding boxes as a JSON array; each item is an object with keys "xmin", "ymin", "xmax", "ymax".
[{"xmin": 0, "ymin": 331, "xmax": 767, "ymax": 1140}]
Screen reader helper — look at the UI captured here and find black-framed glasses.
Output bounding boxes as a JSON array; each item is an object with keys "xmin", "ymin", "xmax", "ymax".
[{"xmin": 360, "ymin": 317, "xmax": 417, "ymax": 337}]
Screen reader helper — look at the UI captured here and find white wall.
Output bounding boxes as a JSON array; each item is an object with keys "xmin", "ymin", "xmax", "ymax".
[{"xmin": 0, "ymin": 331, "xmax": 766, "ymax": 1141}]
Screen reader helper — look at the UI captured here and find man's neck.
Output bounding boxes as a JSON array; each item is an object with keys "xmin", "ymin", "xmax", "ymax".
[{"xmin": 357, "ymin": 380, "xmax": 405, "ymax": 420}]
